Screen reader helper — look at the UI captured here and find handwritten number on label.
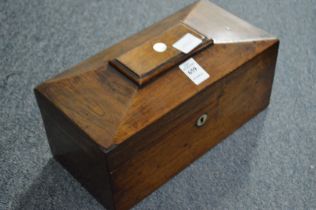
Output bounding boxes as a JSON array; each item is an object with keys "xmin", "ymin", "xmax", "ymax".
[{"xmin": 188, "ymin": 67, "xmax": 197, "ymax": 75}]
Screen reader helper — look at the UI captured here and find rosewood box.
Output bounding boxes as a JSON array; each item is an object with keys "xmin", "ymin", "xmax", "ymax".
[{"xmin": 35, "ymin": 1, "xmax": 279, "ymax": 209}]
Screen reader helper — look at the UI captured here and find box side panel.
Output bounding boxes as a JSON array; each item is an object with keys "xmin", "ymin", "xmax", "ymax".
[
  {"xmin": 34, "ymin": 91, "xmax": 115, "ymax": 210},
  {"xmin": 110, "ymin": 43, "xmax": 279, "ymax": 210}
]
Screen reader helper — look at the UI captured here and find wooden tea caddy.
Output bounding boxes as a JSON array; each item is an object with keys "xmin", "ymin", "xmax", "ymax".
[{"xmin": 34, "ymin": 0, "xmax": 279, "ymax": 209}]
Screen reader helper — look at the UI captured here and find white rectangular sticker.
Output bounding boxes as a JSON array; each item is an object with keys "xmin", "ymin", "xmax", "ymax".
[
  {"xmin": 172, "ymin": 33, "xmax": 202, "ymax": 54},
  {"xmin": 179, "ymin": 58, "xmax": 209, "ymax": 85}
]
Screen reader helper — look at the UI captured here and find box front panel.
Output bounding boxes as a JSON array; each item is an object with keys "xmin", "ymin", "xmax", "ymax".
[{"xmin": 110, "ymin": 44, "xmax": 278, "ymax": 210}]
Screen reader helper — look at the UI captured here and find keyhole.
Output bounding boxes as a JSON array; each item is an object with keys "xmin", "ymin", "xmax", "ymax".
[{"xmin": 196, "ymin": 113, "xmax": 208, "ymax": 127}]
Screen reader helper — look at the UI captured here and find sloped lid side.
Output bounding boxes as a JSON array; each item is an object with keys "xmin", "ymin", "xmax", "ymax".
[{"xmin": 183, "ymin": 0, "xmax": 276, "ymax": 43}]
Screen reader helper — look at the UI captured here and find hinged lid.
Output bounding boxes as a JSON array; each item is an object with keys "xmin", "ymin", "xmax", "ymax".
[
  {"xmin": 35, "ymin": 0, "xmax": 278, "ymax": 150},
  {"xmin": 110, "ymin": 23, "xmax": 213, "ymax": 86}
]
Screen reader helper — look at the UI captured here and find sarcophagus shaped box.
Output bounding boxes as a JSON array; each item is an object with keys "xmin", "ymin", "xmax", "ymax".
[{"xmin": 35, "ymin": 0, "xmax": 279, "ymax": 209}]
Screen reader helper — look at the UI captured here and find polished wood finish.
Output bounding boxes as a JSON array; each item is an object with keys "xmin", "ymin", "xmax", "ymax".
[
  {"xmin": 111, "ymin": 23, "xmax": 212, "ymax": 86},
  {"xmin": 35, "ymin": 0, "xmax": 279, "ymax": 209}
]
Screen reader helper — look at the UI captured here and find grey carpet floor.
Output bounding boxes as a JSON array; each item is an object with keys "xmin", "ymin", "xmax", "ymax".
[{"xmin": 0, "ymin": 0, "xmax": 315, "ymax": 209}]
